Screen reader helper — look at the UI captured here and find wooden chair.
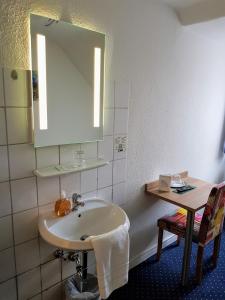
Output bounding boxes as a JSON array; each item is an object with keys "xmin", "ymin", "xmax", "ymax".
[{"xmin": 156, "ymin": 182, "xmax": 225, "ymax": 284}]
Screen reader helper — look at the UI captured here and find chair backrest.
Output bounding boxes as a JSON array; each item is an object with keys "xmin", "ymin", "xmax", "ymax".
[{"xmin": 199, "ymin": 182, "xmax": 225, "ymax": 246}]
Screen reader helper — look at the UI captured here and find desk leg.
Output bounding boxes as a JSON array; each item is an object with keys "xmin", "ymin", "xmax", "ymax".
[{"xmin": 181, "ymin": 210, "xmax": 194, "ymax": 286}]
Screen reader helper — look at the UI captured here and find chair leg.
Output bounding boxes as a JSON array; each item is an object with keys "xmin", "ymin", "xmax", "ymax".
[
  {"xmin": 177, "ymin": 235, "xmax": 181, "ymax": 246},
  {"xmin": 156, "ymin": 228, "xmax": 163, "ymax": 261},
  {"xmin": 196, "ymin": 245, "xmax": 204, "ymax": 284},
  {"xmin": 212, "ymin": 233, "xmax": 222, "ymax": 268}
]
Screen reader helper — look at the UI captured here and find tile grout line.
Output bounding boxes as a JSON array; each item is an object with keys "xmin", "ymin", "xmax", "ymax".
[
  {"xmin": 0, "ymin": 236, "xmax": 39, "ymax": 253},
  {"xmin": 58, "ymin": 145, "xmax": 63, "ymax": 284},
  {"xmin": 112, "ymin": 80, "xmax": 116, "ymax": 203},
  {"xmin": 8, "ymin": 203, "xmax": 39, "ymax": 216},
  {"xmin": 1, "ymin": 67, "xmax": 19, "ymax": 300},
  {"xmin": 58, "ymin": 145, "xmax": 61, "ymax": 195},
  {"xmin": 6, "ymin": 142, "xmax": 34, "ymax": 146},
  {"xmin": 78, "ymin": 143, "xmax": 82, "ymax": 195},
  {"xmin": 97, "ymin": 141, "xmax": 99, "ymax": 193},
  {"xmin": 1, "ymin": 105, "xmax": 32, "ymax": 108},
  {"xmin": 34, "ymin": 146, "xmax": 43, "ymax": 295},
  {"xmin": 9, "ymin": 175, "xmax": 36, "ymax": 182}
]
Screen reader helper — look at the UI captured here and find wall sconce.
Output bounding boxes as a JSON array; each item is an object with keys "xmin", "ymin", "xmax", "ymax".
[
  {"xmin": 37, "ymin": 33, "xmax": 48, "ymax": 130},
  {"xmin": 93, "ymin": 47, "xmax": 101, "ymax": 128}
]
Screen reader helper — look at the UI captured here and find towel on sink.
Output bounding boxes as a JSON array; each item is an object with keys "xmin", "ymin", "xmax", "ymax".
[{"xmin": 91, "ymin": 225, "xmax": 130, "ymax": 299}]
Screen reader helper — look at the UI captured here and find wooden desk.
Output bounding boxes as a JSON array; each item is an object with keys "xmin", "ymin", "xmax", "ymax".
[{"xmin": 145, "ymin": 172, "xmax": 214, "ymax": 286}]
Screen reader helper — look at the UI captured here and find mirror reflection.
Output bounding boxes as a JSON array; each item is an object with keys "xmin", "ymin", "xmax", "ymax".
[{"xmin": 30, "ymin": 14, "xmax": 105, "ymax": 147}]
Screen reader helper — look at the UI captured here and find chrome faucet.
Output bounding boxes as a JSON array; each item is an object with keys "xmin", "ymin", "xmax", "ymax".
[{"xmin": 72, "ymin": 193, "xmax": 84, "ymax": 211}]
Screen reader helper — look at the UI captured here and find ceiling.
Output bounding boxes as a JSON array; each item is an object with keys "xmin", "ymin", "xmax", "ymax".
[
  {"xmin": 162, "ymin": 0, "xmax": 225, "ymax": 42},
  {"xmin": 162, "ymin": 0, "xmax": 209, "ymax": 9},
  {"xmin": 189, "ymin": 16, "xmax": 225, "ymax": 40}
]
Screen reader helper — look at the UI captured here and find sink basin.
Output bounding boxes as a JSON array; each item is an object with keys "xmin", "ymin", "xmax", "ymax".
[{"xmin": 38, "ymin": 198, "xmax": 130, "ymax": 250}]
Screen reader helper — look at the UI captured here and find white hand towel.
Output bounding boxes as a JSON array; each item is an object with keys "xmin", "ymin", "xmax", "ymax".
[{"xmin": 91, "ymin": 225, "xmax": 130, "ymax": 299}]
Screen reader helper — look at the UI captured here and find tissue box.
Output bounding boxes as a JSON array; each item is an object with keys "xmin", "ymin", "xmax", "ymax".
[{"xmin": 159, "ymin": 175, "xmax": 171, "ymax": 192}]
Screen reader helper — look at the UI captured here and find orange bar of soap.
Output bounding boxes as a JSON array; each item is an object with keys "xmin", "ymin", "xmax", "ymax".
[{"xmin": 55, "ymin": 199, "xmax": 71, "ymax": 217}]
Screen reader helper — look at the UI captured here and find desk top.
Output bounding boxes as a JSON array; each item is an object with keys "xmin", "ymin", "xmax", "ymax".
[{"xmin": 145, "ymin": 175, "xmax": 214, "ymax": 212}]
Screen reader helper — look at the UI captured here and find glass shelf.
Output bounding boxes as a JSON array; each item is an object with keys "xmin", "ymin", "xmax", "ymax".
[{"xmin": 33, "ymin": 158, "xmax": 109, "ymax": 178}]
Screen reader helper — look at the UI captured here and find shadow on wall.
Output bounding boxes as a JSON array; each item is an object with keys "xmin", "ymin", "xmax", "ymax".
[
  {"xmin": 216, "ymin": 112, "xmax": 225, "ymax": 182},
  {"xmin": 124, "ymin": 185, "xmax": 158, "ymax": 230},
  {"xmin": 218, "ymin": 112, "xmax": 225, "ymax": 159},
  {"xmin": 123, "ymin": 184, "xmax": 175, "ymax": 260}
]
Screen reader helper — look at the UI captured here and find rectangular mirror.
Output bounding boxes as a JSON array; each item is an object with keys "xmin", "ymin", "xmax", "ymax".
[{"xmin": 30, "ymin": 14, "xmax": 105, "ymax": 147}]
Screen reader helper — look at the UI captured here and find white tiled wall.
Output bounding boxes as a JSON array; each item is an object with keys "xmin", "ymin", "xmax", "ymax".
[{"xmin": 0, "ymin": 67, "xmax": 130, "ymax": 299}]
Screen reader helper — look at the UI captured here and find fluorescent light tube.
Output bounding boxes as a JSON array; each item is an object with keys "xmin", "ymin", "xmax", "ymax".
[
  {"xmin": 94, "ymin": 47, "xmax": 101, "ymax": 128},
  {"xmin": 37, "ymin": 34, "xmax": 48, "ymax": 130}
]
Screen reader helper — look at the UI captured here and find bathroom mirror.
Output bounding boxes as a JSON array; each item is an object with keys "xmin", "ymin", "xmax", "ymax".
[{"xmin": 30, "ymin": 14, "xmax": 105, "ymax": 147}]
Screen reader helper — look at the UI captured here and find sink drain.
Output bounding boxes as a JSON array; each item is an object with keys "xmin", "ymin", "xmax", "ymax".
[{"xmin": 80, "ymin": 234, "xmax": 89, "ymax": 241}]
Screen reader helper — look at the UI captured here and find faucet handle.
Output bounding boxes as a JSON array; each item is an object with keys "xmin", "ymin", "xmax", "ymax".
[{"xmin": 72, "ymin": 193, "xmax": 82, "ymax": 203}]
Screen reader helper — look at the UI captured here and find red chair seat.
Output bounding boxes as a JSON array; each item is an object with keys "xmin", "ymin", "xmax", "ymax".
[{"xmin": 157, "ymin": 209, "xmax": 202, "ymax": 241}]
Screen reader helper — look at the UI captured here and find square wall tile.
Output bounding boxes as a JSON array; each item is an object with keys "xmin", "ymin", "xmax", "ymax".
[
  {"xmin": 31, "ymin": 294, "xmax": 42, "ymax": 300},
  {"xmin": 0, "ymin": 146, "xmax": 9, "ymax": 182},
  {"xmin": 40, "ymin": 237, "xmax": 55, "ymax": 264},
  {"xmin": 81, "ymin": 142, "xmax": 97, "ymax": 159},
  {"xmin": 60, "ymin": 172, "xmax": 80, "ymax": 197},
  {"xmin": 37, "ymin": 177, "xmax": 60, "ymax": 206},
  {"xmin": 113, "ymin": 182, "xmax": 127, "ymax": 206},
  {"xmin": 17, "ymin": 267, "xmax": 41, "ymax": 300},
  {"xmin": 87, "ymin": 251, "xmax": 96, "ymax": 275},
  {"xmin": 62, "ymin": 259, "xmax": 76, "ymax": 280},
  {"xmin": 11, "ymin": 177, "xmax": 37, "ymax": 213},
  {"xmin": 36, "ymin": 146, "xmax": 59, "ymax": 169},
  {"xmin": 103, "ymin": 109, "xmax": 114, "ymax": 136},
  {"xmin": 97, "ymin": 186, "xmax": 112, "ymax": 202},
  {"xmin": 39, "ymin": 203, "xmax": 54, "ymax": 215},
  {"xmin": 0, "ymin": 69, "xmax": 4, "ymax": 107},
  {"xmin": 113, "ymin": 159, "xmax": 127, "ymax": 185},
  {"xmin": 6, "ymin": 108, "xmax": 31, "ymax": 144},
  {"xmin": 0, "ymin": 215, "xmax": 13, "ymax": 251},
  {"xmin": 81, "ymin": 169, "xmax": 97, "ymax": 194},
  {"xmin": 98, "ymin": 136, "xmax": 113, "ymax": 161},
  {"xmin": 0, "ymin": 182, "xmax": 11, "ymax": 217},
  {"xmin": 42, "ymin": 282, "xmax": 62, "ymax": 300},
  {"xmin": 0, "ymin": 278, "xmax": 17, "ymax": 300},
  {"xmin": 0, "ymin": 247, "xmax": 16, "ymax": 282},
  {"xmin": 82, "ymin": 190, "xmax": 97, "ymax": 201},
  {"xmin": 15, "ymin": 239, "xmax": 40, "ymax": 274},
  {"xmin": 115, "ymin": 80, "xmax": 130, "ymax": 108},
  {"xmin": 98, "ymin": 163, "xmax": 112, "ymax": 189},
  {"xmin": 13, "ymin": 208, "xmax": 38, "ymax": 244},
  {"xmin": 4, "ymin": 68, "xmax": 31, "ymax": 107},
  {"xmin": 87, "ymin": 250, "xmax": 96, "ymax": 266},
  {"xmin": 41, "ymin": 259, "xmax": 61, "ymax": 290},
  {"xmin": 114, "ymin": 108, "xmax": 129, "ymax": 135},
  {"xmin": 9, "ymin": 144, "xmax": 35, "ymax": 179},
  {"xmin": 60, "ymin": 144, "xmax": 80, "ymax": 164},
  {"xmin": 0, "ymin": 108, "xmax": 6, "ymax": 145},
  {"xmin": 88, "ymin": 262, "xmax": 96, "ymax": 275}
]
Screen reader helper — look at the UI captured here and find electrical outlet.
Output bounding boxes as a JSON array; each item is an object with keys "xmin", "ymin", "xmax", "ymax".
[{"xmin": 114, "ymin": 136, "xmax": 127, "ymax": 153}]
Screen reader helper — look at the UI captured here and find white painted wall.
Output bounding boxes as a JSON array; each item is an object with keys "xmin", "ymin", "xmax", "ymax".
[{"xmin": 1, "ymin": 0, "xmax": 225, "ymax": 297}]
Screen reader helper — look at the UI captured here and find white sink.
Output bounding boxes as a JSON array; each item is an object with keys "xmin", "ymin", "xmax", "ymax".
[{"xmin": 39, "ymin": 198, "xmax": 130, "ymax": 250}]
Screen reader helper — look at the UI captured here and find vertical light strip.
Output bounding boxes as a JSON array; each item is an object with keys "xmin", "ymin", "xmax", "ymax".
[
  {"xmin": 37, "ymin": 34, "xmax": 48, "ymax": 130},
  {"xmin": 94, "ymin": 47, "xmax": 101, "ymax": 128}
]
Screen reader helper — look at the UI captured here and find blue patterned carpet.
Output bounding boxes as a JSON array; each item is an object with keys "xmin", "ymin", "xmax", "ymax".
[{"xmin": 109, "ymin": 229, "xmax": 225, "ymax": 300}]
